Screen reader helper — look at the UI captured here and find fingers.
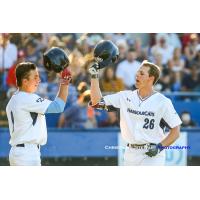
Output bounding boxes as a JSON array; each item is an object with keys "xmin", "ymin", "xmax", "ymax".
[
  {"xmin": 60, "ymin": 76, "xmax": 72, "ymax": 85},
  {"xmin": 61, "ymin": 68, "xmax": 72, "ymax": 79}
]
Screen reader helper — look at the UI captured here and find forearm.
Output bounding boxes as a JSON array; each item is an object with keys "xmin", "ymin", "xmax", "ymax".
[
  {"xmin": 160, "ymin": 126, "xmax": 180, "ymax": 146},
  {"xmin": 57, "ymin": 84, "xmax": 69, "ymax": 103},
  {"xmin": 90, "ymin": 78, "xmax": 102, "ymax": 105}
]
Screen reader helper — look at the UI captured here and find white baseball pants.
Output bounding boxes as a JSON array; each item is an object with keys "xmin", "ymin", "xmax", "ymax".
[
  {"xmin": 9, "ymin": 144, "xmax": 41, "ymax": 166},
  {"xmin": 123, "ymin": 146, "xmax": 165, "ymax": 166}
]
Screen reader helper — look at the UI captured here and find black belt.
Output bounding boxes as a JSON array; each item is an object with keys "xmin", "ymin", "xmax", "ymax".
[
  {"xmin": 16, "ymin": 144, "xmax": 40, "ymax": 149},
  {"xmin": 127, "ymin": 143, "xmax": 156, "ymax": 149}
]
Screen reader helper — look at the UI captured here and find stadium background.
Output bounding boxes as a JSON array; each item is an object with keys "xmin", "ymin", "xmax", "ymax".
[{"xmin": 0, "ymin": 33, "xmax": 200, "ymax": 165}]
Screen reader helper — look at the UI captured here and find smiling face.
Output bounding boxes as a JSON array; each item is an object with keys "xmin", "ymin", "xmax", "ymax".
[
  {"xmin": 22, "ymin": 69, "xmax": 41, "ymax": 93},
  {"xmin": 16, "ymin": 62, "xmax": 41, "ymax": 93}
]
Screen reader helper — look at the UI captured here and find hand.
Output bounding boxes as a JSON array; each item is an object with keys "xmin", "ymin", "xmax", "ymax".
[
  {"xmin": 88, "ymin": 62, "xmax": 99, "ymax": 77},
  {"xmin": 145, "ymin": 143, "xmax": 164, "ymax": 157},
  {"xmin": 60, "ymin": 68, "xmax": 72, "ymax": 85}
]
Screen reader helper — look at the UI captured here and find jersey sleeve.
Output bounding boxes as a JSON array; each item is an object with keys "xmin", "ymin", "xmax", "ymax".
[
  {"xmin": 162, "ymin": 99, "xmax": 182, "ymax": 128},
  {"xmin": 23, "ymin": 93, "xmax": 52, "ymax": 114},
  {"xmin": 103, "ymin": 92, "xmax": 121, "ymax": 108}
]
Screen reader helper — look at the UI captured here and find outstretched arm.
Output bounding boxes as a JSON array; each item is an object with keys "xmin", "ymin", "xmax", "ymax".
[
  {"xmin": 89, "ymin": 63, "xmax": 102, "ymax": 105},
  {"xmin": 57, "ymin": 68, "xmax": 72, "ymax": 103},
  {"xmin": 45, "ymin": 68, "xmax": 72, "ymax": 114}
]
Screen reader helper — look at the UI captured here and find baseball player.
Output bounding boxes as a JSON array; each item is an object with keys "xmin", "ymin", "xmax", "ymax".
[
  {"xmin": 89, "ymin": 60, "xmax": 182, "ymax": 166},
  {"xmin": 6, "ymin": 62, "xmax": 71, "ymax": 166}
]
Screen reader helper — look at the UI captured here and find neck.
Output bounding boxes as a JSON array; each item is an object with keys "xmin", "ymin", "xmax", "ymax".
[
  {"xmin": 19, "ymin": 86, "xmax": 32, "ymax": 93},
  {"xmin": 138, "ymin": 87, "xmax": 154, "ymax": 99}
]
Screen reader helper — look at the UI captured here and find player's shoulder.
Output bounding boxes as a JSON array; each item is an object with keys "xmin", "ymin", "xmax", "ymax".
[
  {"xmin": 155, "ymin": 92, "xmax": 172, "ymax": 104},
  {"xmin": 12, "ymin": 91, "xmax": 42, "ymax": 103},
  {"xmin": 117, "ymin": 90, "xmax": 134, "ymax": 96}
]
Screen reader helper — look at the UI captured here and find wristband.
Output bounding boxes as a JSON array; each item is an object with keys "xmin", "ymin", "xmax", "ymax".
[{"xmin": 91, "ymin": 74, "xmax": 99, "ymax": 79}]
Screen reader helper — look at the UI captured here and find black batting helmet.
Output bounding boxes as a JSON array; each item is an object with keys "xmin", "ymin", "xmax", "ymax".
[
  {"xmin": 43, "ymin": 47, "xmax": 70, "ymax": 73},
  {"xmin": 93, "ymin": 40, "xmax": 119, "ymax": 69}
]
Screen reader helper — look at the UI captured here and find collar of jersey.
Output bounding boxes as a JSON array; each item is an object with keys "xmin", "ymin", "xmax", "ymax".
[{"xmin": 137, "ymin": 90, "xmax": 157, "ymax": 102}]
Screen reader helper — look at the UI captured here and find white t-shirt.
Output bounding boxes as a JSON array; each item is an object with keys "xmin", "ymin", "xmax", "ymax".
[
  {"xmin": 104, "ymin": 90, "xmax": 182, "ymax": 144},
  {"xmin": 6, "ymin": 90, "xmax": 52, "ymax": 146},
  {"xmin": 0, "ymin": 42, "xmax": 17, "ymax": 69},
  {"xmin": 116, "ymin": 60, "xmax": 141, "ymax": 88}
]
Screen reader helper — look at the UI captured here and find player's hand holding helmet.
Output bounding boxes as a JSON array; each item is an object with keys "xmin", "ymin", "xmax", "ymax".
[
  {"xmin": 43, "ymin": 47, "xmax": 70, "ymax": 73},
  {"xmin": 60, "ymin": 68, "xmax": 72, "ymax": 85},
  {"xmin": 88, "ymin": 40, "xmax": 119, "ymax": 78},
  {"xmin": 88, "ymin": 62, "xmax": 100, "ymax": 79},
  {"xmin": 145, "ymin": 143, "xmax": 164, "ymax": 157}
]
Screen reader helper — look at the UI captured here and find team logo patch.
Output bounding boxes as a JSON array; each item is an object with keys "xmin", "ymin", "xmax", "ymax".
[{"xmin": 36, "ymin": 97, "xmax": 45, "ymax": 103}]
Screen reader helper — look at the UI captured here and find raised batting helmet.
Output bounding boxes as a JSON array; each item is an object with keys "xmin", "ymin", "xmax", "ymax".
[
  {"xmin": 93, "ymin": 40, "xmax": 119, "ymax": 69},
  {"xmin": 43, "ymin": 47, "xmax": 70, "ymax": 73}
]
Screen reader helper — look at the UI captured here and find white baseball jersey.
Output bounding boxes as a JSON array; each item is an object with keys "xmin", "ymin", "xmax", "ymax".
[
  {"xmin": 104, "ymin": 90, "xmax": 182, "ymax": 144},
  {"xmin": 6, "ymin": 90, "xmax": 52, "ymax": 146}
]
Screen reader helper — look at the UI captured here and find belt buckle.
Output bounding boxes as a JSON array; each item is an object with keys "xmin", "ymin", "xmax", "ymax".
[{"xmin": 146, "ymin": 144, "xmax": 151, "ymax": 149}]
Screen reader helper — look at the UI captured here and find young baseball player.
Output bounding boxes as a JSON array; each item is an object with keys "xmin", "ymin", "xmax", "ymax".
[
  {"xmin": 6, "ymin": 62, "xmax": 71, "ymax": 166},
  {"xmin": 89, "ymin": 60, "xmax": 182, "ymax": 166}
]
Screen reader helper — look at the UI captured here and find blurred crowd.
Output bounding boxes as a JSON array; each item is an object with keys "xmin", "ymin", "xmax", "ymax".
[{"xmin": 0, "ymin": 33, "xmax": 200, "ymax": 128}]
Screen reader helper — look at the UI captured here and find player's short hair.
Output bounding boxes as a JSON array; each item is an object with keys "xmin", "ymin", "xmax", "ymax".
[
  {"xmin": 15, "ymin": 62, "xmax": 37, "ymax": 87},
  {"xmin": 141, "ymin": 60, "xmax": 161, "ymax": 85}
]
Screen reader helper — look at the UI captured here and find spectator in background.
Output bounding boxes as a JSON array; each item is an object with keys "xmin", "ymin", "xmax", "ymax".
[
  {"xmin": 116, "ymin": 47, "xmax": 141, "ymax": 89},
  {"xmin": 184, "ymin": 33, "xmax": 200, "ymax": 67},
  {"xmin": 0, "ymin": 86, "xmax": 16, "ymax": 128},
  {"xmin": 30, "ymin": 33, "xmax": 46, "ymax": 52},
  {"xmin": 6, "ymin": 50, "xmax": 25, "ymax": 88},
  {"xmin": 77, "ymin": 81, "xmax": 89, "ymax": 97},
  {"xmin": 168, "ymin": 48, "xmax": 185, "ymax": 73},
  {"xmin": 167, "ymin": 33, "xmax": 182, "ymax": 49},
  {"xmin": 182, "ymin": 64, "xmax": 200, "ymax": 91},
  {"xmin": 58, "ymin": 90, "xmax": 94, "ymax": 128},
  {"xmin": 154, "ymin": 52, "xmax": 164, "ymax": 70},
  {"xmin": 25, "ymin": 38, "xmax": 47, "ymax": 83},
  {"xmin": 133, "ymin": 37, "xmax": 147, "ymax": 62},
  {"xmin": 193, "ymin": 47, "xmax": 200, "ymax": 69},
  {"xmin": 115, "ymin": 39, "xmax": 128, "ymax": 65},
  {"xmin": 99, "ymin": 112, "xmax": 119, "ymax": 127},
  {"xmin": 156, "ymin": 68, "xmax": 171, "ymax": 92},
  {"xmin": 43, "ymin": 70, "xmax": 59, "ymax": 99},
  {"xmin": 25, "ymin": 38, "xmax": 41, "ymax": 65},
  {"xmin": 9, "ymin": 33, "xmax": 23, "ymax": 50},
  {"xmin": 100, "ymin": 66, "xmax": 125, "ymax": 92},
  {"xmin": 47, "ymin": 35, "xmax": 65, "ymax": 49},
  {"xmin": 0, "ymin": 33, "xmax": 18, "ymax": 90},
  {"xmin": 0, "ymin": 90, "xmax": 9, "ymax": 127},
  {"xmin": 58, "ymin": 33, "xmax": 77, "ymax": 51},
  {"xmin": 180, "ymin": 111, "xmax": 196, "ymax": 127},
  {"xmin": 170, "ymin": 71, "xmax": 182, "ymax": 92},
  {"xmin": 69, "ymin": 49, "xmax": 86, "ymax": 87},
  {"xmin": 181, "ymin": 33, "xmax": 191, "ymax": 50},
  {"xmin": 151, "ymin": 33, "xmax": 174, "ymax": 66}
]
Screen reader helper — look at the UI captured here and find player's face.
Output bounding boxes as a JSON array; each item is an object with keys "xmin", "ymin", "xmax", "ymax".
[
  {"xmin": 23, "ymin": 69, "xmax": 41, "ymax": 93},
  {"xmin": 135, "ymin": 66, "xmax": 153, "ymax": 89}
]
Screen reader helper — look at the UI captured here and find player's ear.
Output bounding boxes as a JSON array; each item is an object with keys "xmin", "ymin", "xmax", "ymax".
[
  {"xmin": 22, "ymin": 78, "xmax": 28, "ymax": 86},
  {"xmin": 149, "ymin": 76, "xmax": 155, "ymax": 84}
]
